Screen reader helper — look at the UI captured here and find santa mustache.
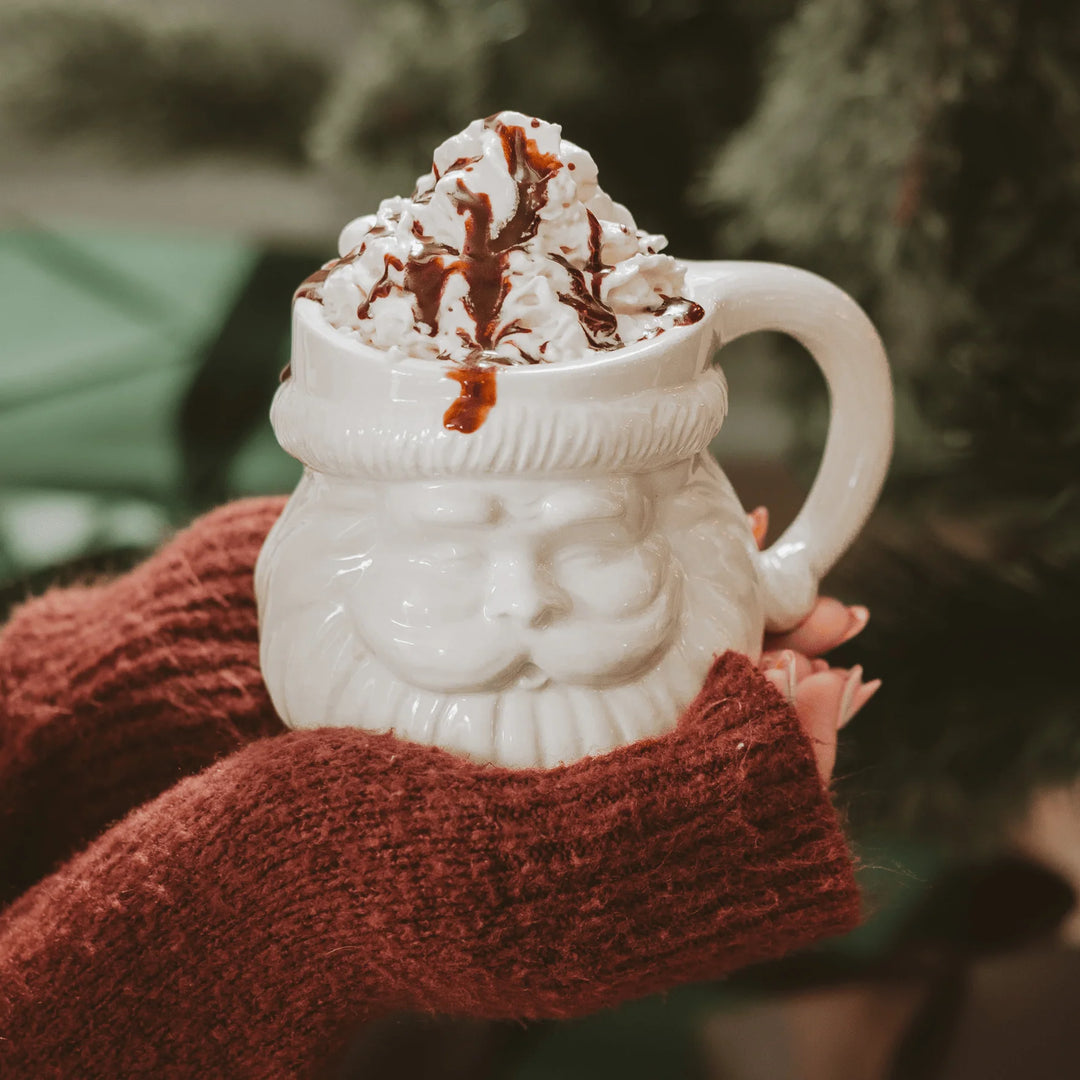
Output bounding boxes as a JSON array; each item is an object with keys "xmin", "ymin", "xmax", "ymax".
[
  {"xmin": 525, "ymin": 577, "xmax": 683, "ymax": 687},
  {"xmin": 355, "ymin": 566, "xmax": 684, "ymax": 694}
]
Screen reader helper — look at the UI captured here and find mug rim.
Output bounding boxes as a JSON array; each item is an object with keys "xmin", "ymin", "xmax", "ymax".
[{"xmin": 291, "ymin": 282, "xmax": 718, "ymax": 406}]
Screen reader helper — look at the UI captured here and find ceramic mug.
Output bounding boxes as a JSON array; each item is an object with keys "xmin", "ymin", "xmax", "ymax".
[{"xmin": 255, "ymin": 260, "xmax": 892, "ymax": 768}]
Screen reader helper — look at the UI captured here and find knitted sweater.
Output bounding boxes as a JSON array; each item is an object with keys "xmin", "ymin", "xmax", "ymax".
[{"xmin": 0, "ymin": 498, "xmax": 859, "ymax": 1079}]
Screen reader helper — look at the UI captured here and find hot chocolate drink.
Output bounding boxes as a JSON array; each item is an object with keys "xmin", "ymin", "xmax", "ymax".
[{"xmin": 292, "ymin": 110, "xmax": 702, "ymax": 430}]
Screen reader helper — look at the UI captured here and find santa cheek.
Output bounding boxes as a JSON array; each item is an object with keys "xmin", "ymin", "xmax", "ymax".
[
  {"xmin": 344, "ymin": 558, "xmax": 524, "ymax": 680},
  {"xmin": 362, "ymin": 546, "xmax": 488, "ymax": 621},
  {"xmin": 528, "ymin": 608, "xmax": 676, "ymax": 684},
  {"xmin": 530, "ymin": 554, "xmax": 682, "ymax": 683},
  {"xmin": 354, "ymin": 582, "xmax": 488, "ymax": 642},
  {"xmin": 351, "ymin": 603, "xmax": 523, "ymax": 689},
  {"xmin": 390, "ymin": 581, "xmax": 482, "ymax": 626},
  {"xmin": 554, "ymin": 544, "xmax": 666, "ymax": 618}
]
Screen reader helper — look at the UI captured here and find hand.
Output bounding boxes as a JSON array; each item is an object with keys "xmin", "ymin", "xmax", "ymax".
[{"xmin": 748, "ymin": 507, "xmax": 880, "ymax": 781}]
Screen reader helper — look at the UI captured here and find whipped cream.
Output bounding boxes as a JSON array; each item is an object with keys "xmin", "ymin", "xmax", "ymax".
[{"xmin": 297, "ymin": 110, "xmax": 703, "ymax": 366}]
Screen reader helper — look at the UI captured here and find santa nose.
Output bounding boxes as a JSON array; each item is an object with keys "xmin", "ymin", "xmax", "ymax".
[{"xmin": 484, "ymin": 549, "xmax": 570, "ymax": 628}]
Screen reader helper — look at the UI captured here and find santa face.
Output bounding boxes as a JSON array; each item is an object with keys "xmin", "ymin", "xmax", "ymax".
[
  {"xmin": 349, "ymin": 477, "xmax": 683, "ymax": 694},
  {"xmin": 256, "ymin": 454, "xmax": 763, "ymax": 767}
]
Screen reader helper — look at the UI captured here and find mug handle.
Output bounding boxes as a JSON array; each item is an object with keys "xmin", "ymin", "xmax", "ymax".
[{"xmin": 684, "ymin": 260, "xmax": 894, "ymax": 632}]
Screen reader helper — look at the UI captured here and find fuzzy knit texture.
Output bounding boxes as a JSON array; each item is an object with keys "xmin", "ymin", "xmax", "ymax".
[{"xmin": 0, "ymin": 498, "xmax": 860, "ymax": 1079}]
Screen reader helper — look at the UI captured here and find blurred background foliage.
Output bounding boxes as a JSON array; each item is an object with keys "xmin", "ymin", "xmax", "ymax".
[{"xmin": 2, "ymin": 0, "xmax": 1079, "ymax": 1075}]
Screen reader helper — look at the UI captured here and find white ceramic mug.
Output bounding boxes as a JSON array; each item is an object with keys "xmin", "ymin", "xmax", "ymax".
[{"xmin": 255, "ymin": 260, "xmax": 892, "ymax": 768}]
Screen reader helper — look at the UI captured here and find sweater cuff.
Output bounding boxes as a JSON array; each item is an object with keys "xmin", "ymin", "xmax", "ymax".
[{"xmin": 489, "ymin": 649, "xmax": 860, "ymax": 1017}]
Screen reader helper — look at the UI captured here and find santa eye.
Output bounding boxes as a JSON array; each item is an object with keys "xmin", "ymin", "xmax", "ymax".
[
  {"xmin": 553, "ymin": 543, "xmax": 663, "ymax": 615},
  {"xmin": 416, "ymin": 544, "xmax": 485, "ymax": 574},
  {"xmin": 554, "ymin": 545, "xmax": 607, "ymax": 571}
]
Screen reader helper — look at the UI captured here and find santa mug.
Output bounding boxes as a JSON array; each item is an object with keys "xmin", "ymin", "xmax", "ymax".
[{"xmin": 255, "ymin": 261, "xmax": 892, "ymax": 768}]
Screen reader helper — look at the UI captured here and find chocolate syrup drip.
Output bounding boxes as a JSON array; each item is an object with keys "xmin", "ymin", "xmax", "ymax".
[
  {"xmin": 293, "ymin": 234, "xmax": 380, "ymax": 302},
  {"xmin": 294, "ymin": 264, "xmax": 335, "ymax": 302},
  {"xmin": 444, "ymin": 154, "xmax": 483, "ymax": 175},
  {"xmin": 279, "ymin": 363, "xmax": 291, "ymax": 382},
  {"xmin": 404, "ymin": 252, "xmax": 455, "ymax": 334},
  {"xmin": 355, "ymin": 255, "xmax": 405, "ymax": 320},
  {"xmin": 452, "ymin": 182, "xmax": 509, "ymax": 350},
  {"xmin": 441, "ymin": 119, "xmax": 560, "ymax": 352},
  {"xmin": 584, "ymin": 211, "xmax": 605, "ymax": 271},
  {"xmin": 655, "ymin": 294, "xmax": 706, "ymax": 326},
  {"xmin": 443, "ymin": 367, "xmax": 497, "ymax": 433},
  {"xmin": 550, "ymin": 212, "xmax": 623, "ymax": 349},
  {"xmin": 433, "ymin": 121, "xmax": 564, "ymax": 430},
  {"xmin": 494, "ymin": 318, "xmax": 528, "ymax": 344},
  {"xmin": 362, "ymin": 122, "xmax": 558, "ymax": 356},
  {"xmin": 551, "ymin": 254, "xmax": 623, "ymax": 349},
  {"xmin": 488, "ymin": 120, "xmax": 560, "ymax": 251}
]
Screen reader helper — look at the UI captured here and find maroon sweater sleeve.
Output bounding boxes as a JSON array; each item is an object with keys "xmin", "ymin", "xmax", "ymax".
[{"xmin": 0, "ymin": 500, "xmax": 859, "ymax": 1079}]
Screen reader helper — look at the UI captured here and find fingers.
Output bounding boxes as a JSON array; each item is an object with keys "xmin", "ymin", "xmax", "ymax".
[
  {"xmin": 750, "ymin": 506, "xmax": 879, "ymax": 783},
  {"xmin": 748, "ymin": 508, "xmax": 868, "ymax": 656},
  {"xmin": 760, "ymin": 648, "xmax": 814, "ymax": 688},
  {"xmin": 758, "ymin": 650, "xmax": 881, "ymax": 782},
  {"xmin": 764, "ymin": 599, "xmax": 869, "ymax": 657},
  {"xmin": 761, "ymin": 653, "xmax": 796, "ymax": 701},
  {"xmin": 785, "ymin": 670, "xmax": 841, "ymax": 781}
]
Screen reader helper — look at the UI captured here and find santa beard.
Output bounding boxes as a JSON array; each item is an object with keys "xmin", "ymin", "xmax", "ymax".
[
  {"xmin": 256, "ymin": 455, "xmax": 763, "ymax": 768},
  {"xmin": 262, "ymin": 597, "xmax": 716, "ymax": 768}
]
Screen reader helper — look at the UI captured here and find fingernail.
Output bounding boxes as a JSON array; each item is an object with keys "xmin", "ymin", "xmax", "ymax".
[
  {"xmin": 748, "ymin": 506, "xmax": 769, "ymax": 548},
  {"xmin": 782, "ymin": 651, "xmax": 798, "ymax": 704},
  {"xmin": 841, "ymin": 675, "xmax": 881, "ymax": 728},
  {"xmin": 841, "ymin": 605, "xmax": 870, "ymax": 644},
  {"xmin": 838, "ymin": 665, "xmax": 863, "ymax": 727},
  {"xmin": 773, "ymin": 651, "xmax": 797, "ymax": 701},
  {"xmin": 762, "ymin": 663, "xmax": 795, "ymax": 703}
]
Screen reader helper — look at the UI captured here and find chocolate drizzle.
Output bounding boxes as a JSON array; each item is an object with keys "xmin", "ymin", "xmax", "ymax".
[
  {"xmin": 356, "ymin": 256, "xmax": 405, "ymax": 321},
  {"xmin": 404, "ymin": 248, "xmax": 455, "ymax": 334},
  {"xmin": 655, "ymin": 294, "xmax": 706, "ymax": 326},
  {"xmin": 432, "ymin": 119, "xmax": 564, "ymax": 429},
  {"xmin": 355, "ymin": 119, "xmax": 559, "ymax": 358},
  {"xmin": 451, "ymin": 120, "xmax": 561, "ymax": 350},
  {"xmin": 294, "ymin": 264, "xmax": 337, "ymax": 302},
  {"xmin": 441, "ymin": 154, "xmax": 483, "ymax": 177},
  {"xmin": 443, "ymin": 366, "xmax": 497, "ymax": 433},
  {"xmin": 293, "ymin": 233, "xmax": 379, "ymax": 302},
  {"xmin": 551, "ymin": 209, "xmax": 622, "ymax": 350},
  {"xmin": 294, "ymin": 116, "xmax": 706, "ymax": 436}
]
